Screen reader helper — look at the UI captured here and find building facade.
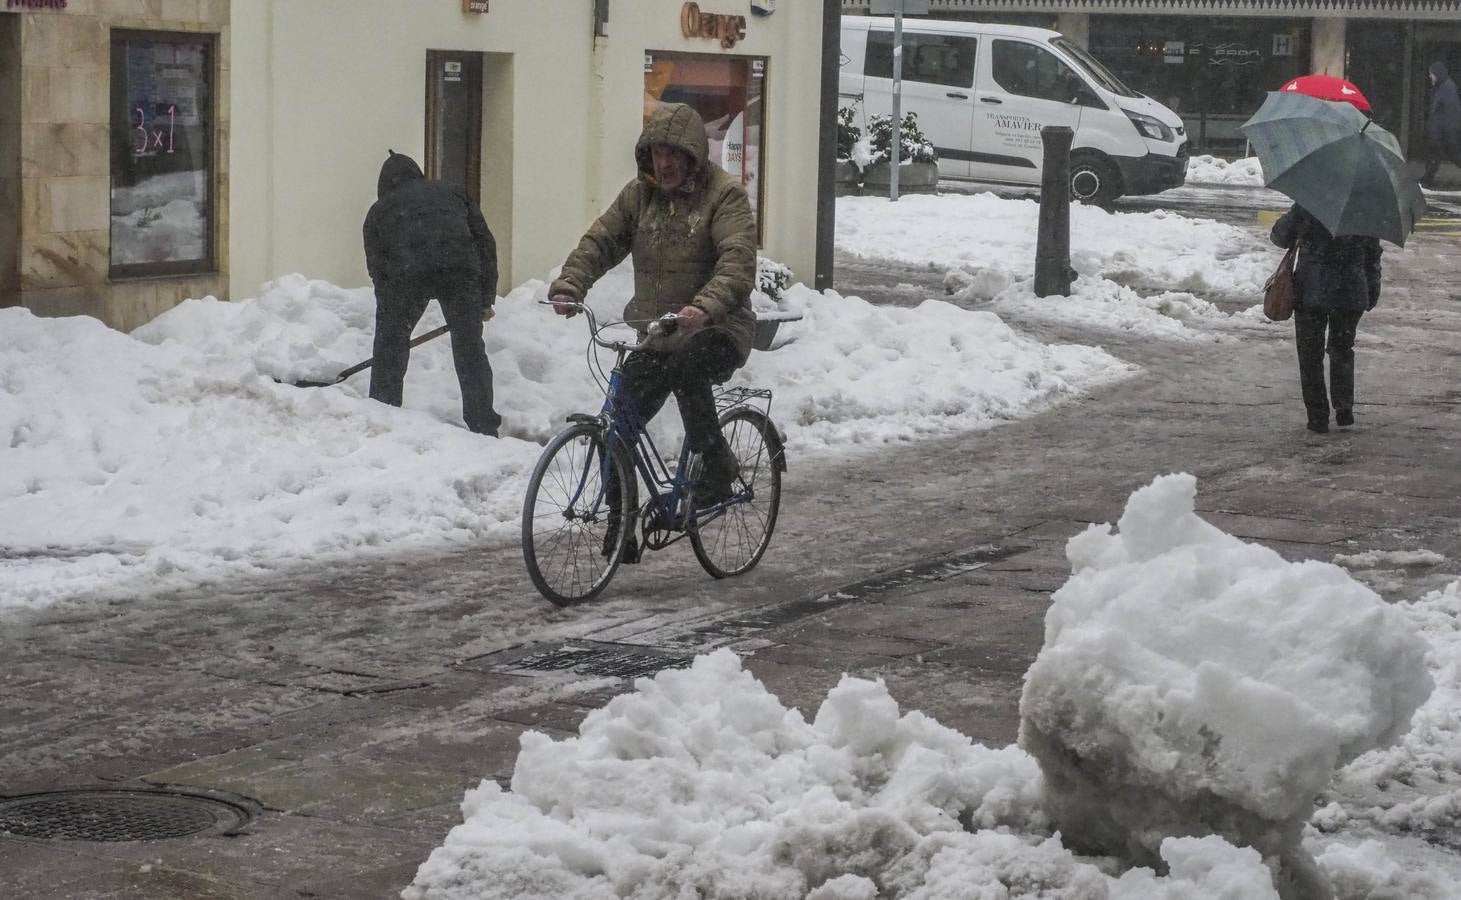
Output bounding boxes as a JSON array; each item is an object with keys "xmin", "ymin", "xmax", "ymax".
[
  {"xmin": 1, "ymin": 1, "xmax": 231, "ymax": 331},
  {"xmin": 843, "ymin": 0, "xmax": 1461, "ymax": 156},
  {"xmin": 229, "ymin": 0, "xmax": 824, "ymax": 314},
  {"xmin": 2, "ymin": 0, "xmax": 826, "ymax": 331}
]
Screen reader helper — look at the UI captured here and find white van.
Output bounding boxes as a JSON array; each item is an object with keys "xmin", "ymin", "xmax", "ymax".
[{"xmin": 840, "ymin": 17, "xmax": 1188, "ymax": 203}]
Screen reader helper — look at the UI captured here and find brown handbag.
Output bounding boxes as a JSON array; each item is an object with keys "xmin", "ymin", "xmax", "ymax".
[{"xmin": 1264, "ymin": 245, "xmax": 1298, "ymax": 322}]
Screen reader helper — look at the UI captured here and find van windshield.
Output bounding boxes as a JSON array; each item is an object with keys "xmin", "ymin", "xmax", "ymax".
[{"xmin": 1051, "ymin": 37, "xmax": 1140, "ymax": 98}]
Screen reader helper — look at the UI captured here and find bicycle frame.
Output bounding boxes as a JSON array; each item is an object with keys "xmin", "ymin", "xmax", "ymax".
[{"xmin": 551, "ymin": 300, "xmax": 748, "ymax": 547}]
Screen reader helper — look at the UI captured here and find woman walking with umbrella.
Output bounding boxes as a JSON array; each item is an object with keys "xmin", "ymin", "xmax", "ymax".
[
  {"xmin": 1242, "ymin": 82, "xmax": 1426, "ymax": 434},
  {"xmin": 1268, "ymin": 204, "xmax": 1382, "ymax": 433}
]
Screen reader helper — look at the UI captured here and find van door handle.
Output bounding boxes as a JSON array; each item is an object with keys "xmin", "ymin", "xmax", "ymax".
[
  {"xmin": 979, "ymin": 97, "xmax": 1003, "ymax": 104},
  {"xmin": 946, "ymin": 91, "xmax": 969, "ymax": 100}
]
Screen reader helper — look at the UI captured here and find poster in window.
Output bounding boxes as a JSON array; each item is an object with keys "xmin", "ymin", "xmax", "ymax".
[
  {"xmin": 643, "ymin": 51, "xmax": 766, "ymax": 233},
  {"xmin": 110, "ymin": 35, "xmax": 212, "ymax": 273}
]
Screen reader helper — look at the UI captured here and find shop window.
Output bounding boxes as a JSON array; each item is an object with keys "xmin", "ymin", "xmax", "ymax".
[
  {"xmin": 991, "ymin": 39, "xmax": 1081, "ymax": 103},
  {"xmin": 1088, "ymin": 16, "xmax": 1311, "ymax": 153},
  {"xmin": 109, "ymin": 32, "xmax": 214, "ymax": 278},
  {"xmin": 866, "ymin": 30, "xmax": 977, "ymax": 88},
  {"xmin": 645, "ymin": 52, "xmax": 767, "ymax": 241}
]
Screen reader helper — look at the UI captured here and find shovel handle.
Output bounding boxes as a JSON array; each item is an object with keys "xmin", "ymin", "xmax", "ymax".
[{"xmin": 334, "ymin": 324, "xmax": 452, "ymax": 383}]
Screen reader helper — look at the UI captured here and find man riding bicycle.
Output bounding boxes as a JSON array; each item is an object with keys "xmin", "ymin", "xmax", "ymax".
[{"xmin": 550, "ymin": 103, "xmax": 758, "ymax": 511}]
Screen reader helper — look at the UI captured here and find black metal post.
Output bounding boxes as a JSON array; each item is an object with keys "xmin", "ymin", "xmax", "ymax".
[
  {"xmin": 1034, "ymin": 125, "xmax": 1075, "ymax": 298},
  {"xmin": 815, "ymin": 0, "xmax": 839, "ymax": 291}
]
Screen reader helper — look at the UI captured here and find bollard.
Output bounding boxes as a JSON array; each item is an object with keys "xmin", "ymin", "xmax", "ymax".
[{"xmin": 1034, "ymin": 125, "xmax": 1076, "ymax": 298}]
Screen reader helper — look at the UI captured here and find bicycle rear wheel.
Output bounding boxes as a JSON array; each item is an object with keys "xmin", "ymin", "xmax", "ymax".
[
  {"xmin": 522, "ymin": 423, "xmax": 633, "ymax": 605},
  {"xmin": 691, "ymin": 409, "xmax": 783, "ymax": 578}
]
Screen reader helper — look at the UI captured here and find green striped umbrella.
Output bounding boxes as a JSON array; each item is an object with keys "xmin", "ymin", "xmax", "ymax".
[{"xmin": 1240, "ymin": 91, "xmax": 1427, "ymax": 246}]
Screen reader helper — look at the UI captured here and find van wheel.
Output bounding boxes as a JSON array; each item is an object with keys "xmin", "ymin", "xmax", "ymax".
[{"xmin": 1069, "ymin": 154, "xmax": 1120, "ymax": 205}]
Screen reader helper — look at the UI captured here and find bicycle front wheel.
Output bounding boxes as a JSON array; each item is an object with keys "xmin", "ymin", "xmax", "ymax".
[
  {"xmin": 522, "ymin": 423, "xmax": 633, "ymax": 606},
  {"xmin": 691, "ymin": 409, "xmax": 783, "ymax": 578}
]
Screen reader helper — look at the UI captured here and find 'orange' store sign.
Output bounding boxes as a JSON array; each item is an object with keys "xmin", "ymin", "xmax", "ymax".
[{"xmin": 680, "ymin": 2, "xmax": 746, "ymax": 49}]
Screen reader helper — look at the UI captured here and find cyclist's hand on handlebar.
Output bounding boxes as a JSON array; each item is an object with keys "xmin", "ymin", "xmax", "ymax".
[
  {"xmin": 550, "ymin": 293, "xmax": 579, "ymax": 318},
  {"xmin": 676, "ymin": 305, "xmax": 709, "ymax": 334}
]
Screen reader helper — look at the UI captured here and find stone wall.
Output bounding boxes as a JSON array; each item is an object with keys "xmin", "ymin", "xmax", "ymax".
[
  {"xmin": 0, "ymin": 16, "xmax": 19, "ymax": 308},
  {"xmin": 10, "ymin": 0, "xmax": 229, "ymax": 332}
]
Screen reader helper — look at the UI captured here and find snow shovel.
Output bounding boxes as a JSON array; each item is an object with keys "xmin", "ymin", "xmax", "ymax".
[{"xmin": 284, "ymin": 324, "xmax": 451, "ymax": 388}]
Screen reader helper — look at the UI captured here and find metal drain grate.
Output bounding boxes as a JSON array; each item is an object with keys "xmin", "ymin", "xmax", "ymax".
[
  {"xmin": 0, "ymin": 788, "xmax": 254, "ymax": 842},
  {"xmin": 488, "ymin": 643, "xmax": 693, "ymax": 679}
]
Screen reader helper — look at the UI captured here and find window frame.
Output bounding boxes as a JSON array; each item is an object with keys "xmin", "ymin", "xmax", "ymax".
[
  {"xmin": 108, "ymin": 29, "xmax": 218, "ymax": 281},
  {"xmin": 990, "ymin": 37, "xmax": 1082, "ymax": 103},
  {"xmin": 865, "ymin": 29, "xmax": 978, "ymax": 89},
  {"xmin": 643, "ymin": 50, "xmax": 769, "ymax": 245}
]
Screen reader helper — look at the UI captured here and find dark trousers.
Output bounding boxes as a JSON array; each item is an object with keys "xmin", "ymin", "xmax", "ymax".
[
  {"xmin": 619, "ymin": 330, "xmax": 739, "ymax": 455},
  {"xmin": 1422, "ymin": 139, "xmax": 1461, "ymax": 182},
  {"xmin": 370, "ymin": 275, "xmax": 501, "ymax": 436},
  {"xmin": 1294, "ymin": 305, "xmax": 1363, "ymax": 425}
]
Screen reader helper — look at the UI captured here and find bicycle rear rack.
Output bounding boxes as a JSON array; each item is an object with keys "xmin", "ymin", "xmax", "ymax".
[{"xmin": 714, "ymin": 386, "xmax": 772, "ymax": 416}]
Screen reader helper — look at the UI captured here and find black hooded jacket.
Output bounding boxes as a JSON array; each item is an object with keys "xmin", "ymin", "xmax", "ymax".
[
  {"xmin": 363, "ymin": 153, "xmax": 497, "ymax": 303},
  {"xmin": 1270, "ymin": 205, "xmax": 1382, "ymax": 313},
  {"xmin": 1427, "ymin": 62, "xmax": 1461, "ymax": 148}
]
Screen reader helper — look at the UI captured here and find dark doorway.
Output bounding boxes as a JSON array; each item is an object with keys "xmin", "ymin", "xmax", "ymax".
[
  {"xmin": 425, "ymin": 50, "xmax": 483, "ymax": 203},
  {"xmin": 1346, "ymin": 21, "xmax": 1408, "ymax": 140}
]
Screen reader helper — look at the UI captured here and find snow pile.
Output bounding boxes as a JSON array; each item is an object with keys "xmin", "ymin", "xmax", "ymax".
[
  {"xmin": 1019, "ymin": 474, "xmax": 1434, "ymax": 896},
  {"xmin": 1326, "ymin": 578, "xmax": 1461, "ymax": 843},
  {"xmin": 0, "ymin": 267, "xmax": 1126, "ymax": 608},
  {"xmin": 406, "ymin": 649, "xmax": 1282, "ymax": 899},
  {"xmin": 1186, "ymin": 155, "xmax": 1266, "ymax": 187},
  {"xmin": 0, "ymin": 305, "xmax": 539, "ymax": 608},
  {"xmin": 837, "ymin": 193, "xmax": 1273, "ymax": 339}
]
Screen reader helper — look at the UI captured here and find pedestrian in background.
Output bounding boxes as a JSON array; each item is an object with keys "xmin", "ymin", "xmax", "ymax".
[
  {"xmin": 363, "ymin": 151, "xmax": 502, "ymax": 437},
  {"xmin": 1270, "ymin": 205, "xmax": 1383, "ymax": 434},
  {"xmin": 1422, "ymin": 62, "xmax": 1461, "ymax": 187}
]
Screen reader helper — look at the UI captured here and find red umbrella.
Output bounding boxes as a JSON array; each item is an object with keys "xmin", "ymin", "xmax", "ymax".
[{"xmin": 1278, "ymin": 74, "xmax": 1372, "ymax": 112}]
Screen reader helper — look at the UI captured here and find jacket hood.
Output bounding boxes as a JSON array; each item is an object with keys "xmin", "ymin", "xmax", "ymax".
[
  {"xmin": 1432, "ymin": 61, "xmax": 1451, "ymax": 83},
  {"xmin": 378, "ymin": 152, "xmax": 424, "ymax": 199},
  {"xmin": 635, "ymin": 103, "xmax": 710, "ymax": 184}
]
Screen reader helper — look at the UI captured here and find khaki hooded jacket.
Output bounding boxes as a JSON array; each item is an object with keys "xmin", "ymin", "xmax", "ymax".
[{"xmin": 550, "ymin": 103, "xmax": 758, "ymax": 361}]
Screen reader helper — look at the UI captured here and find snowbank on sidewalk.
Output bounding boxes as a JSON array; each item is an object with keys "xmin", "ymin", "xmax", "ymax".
[
  {"xmin": 406, "ymin": 480, "xmax": 1457, "ymax": 899},
  {"xmin": 1019, "ymin": 474, "xmax": 1434, "ymax": 893},
  {"xmin": 1186, "ymin": 155, "xmax": 1267, "ymax": 187},
  {"xmin": 838, "ymin": 193, "xmax": 1275, "ymax": 340},
  {"xmin": 0, "ymin": 268, "xmax": 1128, "ymax": 608},
  {"xmin": 405, "ymin": 649, "xmax": 1279, "ymax": 900}
]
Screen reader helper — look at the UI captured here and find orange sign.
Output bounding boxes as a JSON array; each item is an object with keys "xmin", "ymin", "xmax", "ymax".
[{"xmin": 680, "ymin": 2, "xmax": 746, "ymax": 50}]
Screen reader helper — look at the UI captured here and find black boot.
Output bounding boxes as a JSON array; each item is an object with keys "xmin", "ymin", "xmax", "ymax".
[
  {"xmin": 1335, "ymin": 409, "xmax": 1354, "ymax": 427},
  {"xmin": 693, "ymin": 438, "xmax": 740, "ymax": 509}
]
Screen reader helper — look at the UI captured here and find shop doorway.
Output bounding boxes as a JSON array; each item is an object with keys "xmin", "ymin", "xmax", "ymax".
[
  {"xmin": 425, "ymin": 50, "xmax": 483, "ymax": 204},
  {"xmin": 1345, "ymin": 22, "xmax": 1407, "ymax": 139}
]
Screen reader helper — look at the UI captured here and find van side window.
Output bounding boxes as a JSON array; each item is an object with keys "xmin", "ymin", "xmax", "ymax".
[
  {"xmin": 991, "ymin": 39, "xmax": 1081, "ymax": 102},
  {"xmin": 866, "ymin": 31, "xmax": 976, "ymax": 89}
]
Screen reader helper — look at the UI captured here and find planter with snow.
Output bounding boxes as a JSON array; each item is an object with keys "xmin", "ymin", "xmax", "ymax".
[{"xmin": 860, "ymin": 160, "xmax": 939, "ymax": 193}]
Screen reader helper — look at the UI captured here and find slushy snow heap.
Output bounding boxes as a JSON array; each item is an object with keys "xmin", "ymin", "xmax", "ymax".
[{"xmin": 1018, "ymin": 474, "xmax": 1435, "ymax": 900}]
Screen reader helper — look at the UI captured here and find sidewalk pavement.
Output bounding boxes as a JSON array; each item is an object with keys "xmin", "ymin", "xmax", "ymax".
[{"xmin": 2, "ymin": 207, "xmax": 1459, "ymax": 899}]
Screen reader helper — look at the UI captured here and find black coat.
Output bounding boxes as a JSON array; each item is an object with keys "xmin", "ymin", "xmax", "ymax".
[
  {"xmin": 1270, "ymin": 205, "xmax": 1382, "ymax": 313},
  {"xmin": 363, "ymin": 153, "xmax": 497, "ymax": 304},
  {"xmin": 1427, "ymin": 62, "xmax": 1461, "ymax": 150}
]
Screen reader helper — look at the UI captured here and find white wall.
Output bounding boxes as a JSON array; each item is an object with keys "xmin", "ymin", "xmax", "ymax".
[{"xmin": 230, "ymin": 0, "xmax": 823, "ymax": 298}]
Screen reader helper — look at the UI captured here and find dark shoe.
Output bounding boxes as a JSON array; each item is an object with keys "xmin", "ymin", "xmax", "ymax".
[
  {"xmin": 1307, "ymin": 419, "xmax": 1329, "ymax": 434},
  {"xmin": 692, "ymin": 441, "xmax": 740, "ymax": 509},
  {"xmin": 1335, "ymin": 410, "xmax": 1354, "ymax": 427},
  {"xmin": 601, "ymin": 519, "xmax": 640, "ymax": 563}
]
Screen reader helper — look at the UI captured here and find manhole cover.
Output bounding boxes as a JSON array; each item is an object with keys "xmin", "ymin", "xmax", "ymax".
[{"xmin": 0, "ymin": 788, "xmax": 255, "ymax": 842}]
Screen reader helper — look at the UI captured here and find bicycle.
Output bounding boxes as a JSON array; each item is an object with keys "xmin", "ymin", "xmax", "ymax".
[{"xmin": 522, "ymin": 300, "xmax": 787, "ymax": 606}]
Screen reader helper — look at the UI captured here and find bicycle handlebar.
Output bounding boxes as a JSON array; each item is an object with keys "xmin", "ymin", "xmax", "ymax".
[{"xmin": 538, "ymin": 299, "xmax": 679, "ymax": 354}]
